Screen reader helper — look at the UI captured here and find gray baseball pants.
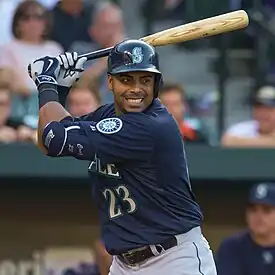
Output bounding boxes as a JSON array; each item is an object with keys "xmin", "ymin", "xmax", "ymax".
[{"xmin": 108, "ymin": 226, "xmax": 217, "ymax": 275}]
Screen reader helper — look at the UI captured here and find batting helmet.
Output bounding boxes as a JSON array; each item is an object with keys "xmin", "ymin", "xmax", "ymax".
[{"xmin": 107, "ymin": 39, "xmax": 163, "ymax": 98}]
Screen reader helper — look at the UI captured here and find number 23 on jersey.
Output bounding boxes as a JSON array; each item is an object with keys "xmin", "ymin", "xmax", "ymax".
[{"xmin": 103, "ymin": 185, "xmax": 137, "ymax": 219}]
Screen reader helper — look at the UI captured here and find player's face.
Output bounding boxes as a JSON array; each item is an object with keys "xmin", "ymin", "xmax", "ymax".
[
  {"xmin": 108, "ymin": 72, "xmax": 155, "ymax": 114},
  {"xmin": 253, "ymin": 104, "xmax": 275, "ymax": 134},
  {"xmin": 246, "ymin": 204, "xmax": 275, "ymax": 237}
]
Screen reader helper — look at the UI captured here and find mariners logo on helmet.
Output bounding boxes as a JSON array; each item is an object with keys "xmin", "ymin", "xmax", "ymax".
[
  {"xmin": 96, "ymin": 118, "xmax": 123, "ymax": 134},
  {"xmin": 132, "ymin": 47, "xmax": 143, "ymax": 64}
]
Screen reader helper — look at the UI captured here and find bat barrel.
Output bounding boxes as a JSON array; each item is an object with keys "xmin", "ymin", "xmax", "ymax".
[
  {"xmin": 77, "ymin": 10, "xmax": 249, "ymax": 61},
  {"xmin": 142, "ymin": 10, "xmax": 249, "ymax": 46},
  {"xmin": 78, "ymin": 47, "xmax": 113, "ymax": 61}
]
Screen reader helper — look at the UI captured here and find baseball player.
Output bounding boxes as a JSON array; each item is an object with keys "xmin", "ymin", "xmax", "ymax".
[
  {"xmin": 28, "ymin": 39, "xmax": 217, "ymax": 275},
  {"xmin": 216, "ymin": 182, "xmax": 275, "ymax": 275}
]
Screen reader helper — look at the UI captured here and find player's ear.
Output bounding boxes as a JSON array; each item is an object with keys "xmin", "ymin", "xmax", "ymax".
[{"xmin": 107, "ymin": 74, "xmax": 113, "ymax": 91}]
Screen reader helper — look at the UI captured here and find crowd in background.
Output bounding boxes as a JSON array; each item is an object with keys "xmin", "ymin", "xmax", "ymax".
[
  {"xmin": 1, "ymin": 0, "xmax": 275, "ymax": 147},
  {"xmin": 1, "ymin": 0, "xmax": 275, "ymax": 146},
  {"xmin": 0, "ymin": 0, "xmax": 237, "ymax": 146}
]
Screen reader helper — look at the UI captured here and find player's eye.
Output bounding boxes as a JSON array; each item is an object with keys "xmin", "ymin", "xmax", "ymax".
[
  {"xmin": 141, "ymin": 78, "xmax": 152, "ymax": 85},
  {"xmin": 144, "ymin": 78, "xmax": 151, "ymax": 83},
  {"xmin": 120, "ymin": 77, "xmax": 131, "ymax": 84}
]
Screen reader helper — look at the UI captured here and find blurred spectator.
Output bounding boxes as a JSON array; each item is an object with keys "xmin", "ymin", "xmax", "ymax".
[
  {"xmin": 0, "ymin": 0, "xmax": 63, "ymax": 98},
  {"xmin": 50, "ymin": 0, "xmax": 93, "ymax": 51},
  {"xmin": 67, "ymin": 81, "xmax": 101, "ymax": 117},
  {"xmin": 93, "ymin": 239, "xmax": 112, "ymax": 275},
  {"xmin": 222, "ymin": 86, "xmax": 275, "ymax": 147},
  {"xmin": 0, "ymin": 83, "xmax": 17, "ymax": 144},
  {"xmin": 141, "ymin": 0, "xmax": 185, "ymax": 24},
  {"xmin": 70, "ymin": 1, "xmax": 126, "ymax": 104},
  {"xmin": 70, "ymin": 1, "xmax": 125, "ymax": 56},
  {"xmin": 0, "ymin": 0, "xmax": 58, "ymax": 45},
  {"xmin": 0, "ymin": 0, "xmax": 22, "ymax": 45},
  {"xmin": 159, "ymin": 83, "xmax": 208, "ymax": 143},
  {"xmin": 0, "ymin": 69, "xmax": 36, "ymax": 144},
  {"xmin": 216, "ymin": 182, "xmax": 275, "ymax": 275}
]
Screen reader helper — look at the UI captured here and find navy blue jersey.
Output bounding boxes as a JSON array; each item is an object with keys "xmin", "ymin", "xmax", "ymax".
[
  {"xmin": 215, "ymin": 230, "xmax": 275, "ymax": 275},
  {"xmin": 42, "ymin": 99, "xmax": 203, "ymax": 255}
]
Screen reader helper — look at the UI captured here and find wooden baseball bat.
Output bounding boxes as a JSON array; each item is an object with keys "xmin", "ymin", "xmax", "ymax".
[{"xmin": 79, "ymin": 10, "xmax": 249, "ymax": 61}]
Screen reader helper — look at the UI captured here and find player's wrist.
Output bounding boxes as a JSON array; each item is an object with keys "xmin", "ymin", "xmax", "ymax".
[
  {"xmin": 38, "ymin": 82, "xmax": 57, "ymax": 92},
  {"xmin": 38, "ymin": 83, "xmax": 59, "ymax": 109}
]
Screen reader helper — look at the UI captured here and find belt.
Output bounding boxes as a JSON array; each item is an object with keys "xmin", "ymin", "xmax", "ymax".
[{"xmin": 117, "ymin": 236, "xmax": 178, "ymax": 266}]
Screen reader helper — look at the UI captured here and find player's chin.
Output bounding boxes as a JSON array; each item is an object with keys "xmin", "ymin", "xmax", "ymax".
[{"xmin": 123, "ymin": 105, "xmax": 146, "ymax": 113}]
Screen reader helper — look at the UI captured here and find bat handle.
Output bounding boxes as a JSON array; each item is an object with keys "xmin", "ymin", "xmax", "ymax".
[{"xmin": 78, "ymin": 46, "xmax": 113, "ymax": 61}]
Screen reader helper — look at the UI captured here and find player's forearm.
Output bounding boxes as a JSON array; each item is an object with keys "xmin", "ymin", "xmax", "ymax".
[
  {"xmin": 39, "ymin": 102, "xmax": 70, "ymax": 129},
  {"xmin": 221, "ymin": 134, "xmax": 275, "ymax": 147},
  {"xmin": 38, "ymin": 101, "xmax": 71, "ymax": 154}
]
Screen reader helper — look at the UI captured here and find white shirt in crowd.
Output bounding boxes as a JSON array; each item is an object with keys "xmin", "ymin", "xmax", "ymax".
[
  {"xmin": 0, "ymin": 39, "xmax": 63, "ymax": 92},
  {"xmin": 225, "ymin": 120, "xmax": 260, "ymax": 138},
  {"xmin": 0, "ymin": 0, "xmax": 58, "ymax": 45}
]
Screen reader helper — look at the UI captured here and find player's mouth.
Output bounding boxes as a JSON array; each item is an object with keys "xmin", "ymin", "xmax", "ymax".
[
  {"xmin": 125, "ymin": 98, "xmax": 144, "ymax": 104},
  {"xmin": 123, "ymin": 91, "xmax": 147, "ymax": 110},
  {"xmin": 123, "ymin": 97, "xmax": 145, "ymax": 111}
]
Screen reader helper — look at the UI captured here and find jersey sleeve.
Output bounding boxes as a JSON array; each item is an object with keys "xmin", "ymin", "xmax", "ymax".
[
  {"xmin": 42, "ymin": 113, "xmax": 154, "ymax": 163},
  {"xmin": 215, "ymin": 238, "xmax": 243, "ymax": 275}
]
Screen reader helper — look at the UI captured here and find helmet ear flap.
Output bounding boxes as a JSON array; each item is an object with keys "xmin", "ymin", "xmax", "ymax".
[{"xmin": 154, "ymin": 74, "xmax": 163, "ymax": 98}]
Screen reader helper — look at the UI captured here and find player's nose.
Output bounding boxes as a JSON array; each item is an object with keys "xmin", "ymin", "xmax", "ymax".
[
  {"xmin": 132, "ymin": 79, "xmax": 145, "ymax": 89},
  {"xmin": 131, "ymin": 87, "xmax": 142, "ymax": 93},
  {"xmin": 125, "ymin": 82, "xmax": 146, "ymax": 97}
]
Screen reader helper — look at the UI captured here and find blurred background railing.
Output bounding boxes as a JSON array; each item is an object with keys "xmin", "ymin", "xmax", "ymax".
[{"xmin": 1, "ymin": 0, "xmax": 275, "ymax": 275}]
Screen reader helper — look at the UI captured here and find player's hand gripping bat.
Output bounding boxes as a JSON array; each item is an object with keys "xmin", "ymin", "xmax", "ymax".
[{"xmin": 78, "ymin": 10, "xmax": 249, "ymax": 61}]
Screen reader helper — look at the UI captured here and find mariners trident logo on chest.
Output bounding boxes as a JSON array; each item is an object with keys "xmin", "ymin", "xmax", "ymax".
[{"xmin": 88, "ymin": 154, "xmax": 120, "ymax": 178}]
